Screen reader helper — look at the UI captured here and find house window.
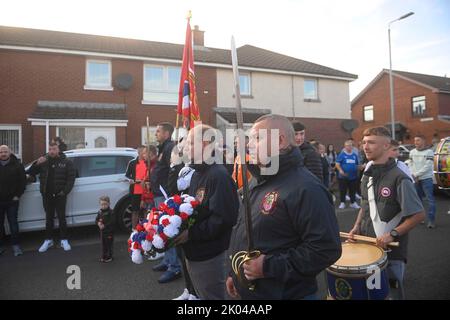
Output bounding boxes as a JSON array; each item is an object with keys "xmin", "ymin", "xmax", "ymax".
[
  {"xmin": 363, "ymin": 105, "xmax": 374, "ymax": 122},
  {"xmin": 0, "ymin": 125, "xmax": 21, "ymax": 159},
  {"xmin": 58, "ymin": 127, "xmax": 86, "ymax": 150},
  {"xmin": 143, "ymin": 65, "xmax": 181, "ymax": 105},
  {"xmin": 239, "ymin": 74, "xmax": 251, "ymax": 96},
  {"xmin": 85, "ymin": 60, "xmax": 112, "ymax": 90},
  {"xmin": 412, "ymin": 96, "xmax": 426, "ymax": 116},
  {"xmin": 304, "ymin": 79, "xmax": 318, "ymax": 100},
  {"xmin": 141, "ymin": 126, "xmax": 187, "ymax": 146}
]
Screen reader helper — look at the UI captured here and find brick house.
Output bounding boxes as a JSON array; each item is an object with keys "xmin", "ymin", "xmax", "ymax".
[
  {"xmin": 351, "ymin": 69, "xmax": 450, "ymax": 144},
  {"xmin": 0, "ymin": 25, "xmax": 357, "ymax": 163}
]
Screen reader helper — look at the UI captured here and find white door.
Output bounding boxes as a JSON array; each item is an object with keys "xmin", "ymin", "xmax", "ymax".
[{"xmin": 85, "ymin": 128, "xmax": 116, "ymax": 148}]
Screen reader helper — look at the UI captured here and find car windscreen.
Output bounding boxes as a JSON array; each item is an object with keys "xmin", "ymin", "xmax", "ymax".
[{"xmin": 72, "ymin": 155, "xmax": 134, "ymax": 178}]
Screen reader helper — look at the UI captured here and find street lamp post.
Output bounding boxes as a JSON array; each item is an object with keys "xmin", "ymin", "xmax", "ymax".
[{"xmin": 388, "ymin": 11, "xmax": 414, "ymax": 140}]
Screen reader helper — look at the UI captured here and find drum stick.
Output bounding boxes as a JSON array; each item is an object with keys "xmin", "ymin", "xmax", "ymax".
[{"xmin": 340, "ymin": 232, "xmax": 399, "ymax": 247}]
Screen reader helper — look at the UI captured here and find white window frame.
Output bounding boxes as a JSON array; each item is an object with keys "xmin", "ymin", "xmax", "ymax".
[
  {"xmin": 142, "ymin": 64, "xmax": 181, "ymax": 106},
  {"xmin": 304, "ymin": 78, "xmax": 319, "ymax": 101},
  {"xmin": 239, "ymin": 73, "xmax": 252, "ymax": 97},
  {"xmin": 0, "ymin": 125, "xmax": 22, "ymax": 159},
  {"xmin": 412, "ymin": 95, "xmax": 426, "ymax": 117},
  {"xmin": 84, "ymin": 59, "xmax": 113, "ymax": 91},
  {"xmin": 363, "ymin": 105, "xmax": 374, "ymax": 122}
]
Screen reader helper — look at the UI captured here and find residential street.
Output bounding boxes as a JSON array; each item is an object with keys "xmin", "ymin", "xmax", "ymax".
[{"xmin": 1, "ymin": 193, "xmax": 449, "ymax": 300}]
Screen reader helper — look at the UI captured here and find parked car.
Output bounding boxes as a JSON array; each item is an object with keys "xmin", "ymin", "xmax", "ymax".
[
  {"xmin": 398, "ymin": 144, "xmax": 415, "ymax": 162},
  {"xmin": 3, "ymin": 148, "xmax": 137, "ymax": 236}
]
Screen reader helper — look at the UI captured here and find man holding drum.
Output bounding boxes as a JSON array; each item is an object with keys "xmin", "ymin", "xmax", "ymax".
[{"xmin": 349, "ymin": 127, "xmax": 425, "ymax": 300}]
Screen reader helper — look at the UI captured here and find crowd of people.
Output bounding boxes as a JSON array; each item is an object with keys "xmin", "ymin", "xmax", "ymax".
[{"xmin": 0, "ymin": 115, "xmax": 444, "ymax": 300}]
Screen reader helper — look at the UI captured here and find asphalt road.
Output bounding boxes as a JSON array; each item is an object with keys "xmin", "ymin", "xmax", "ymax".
[{"xmin": 0, "ymin": 193, "xmax": 449, "ymax": 300}]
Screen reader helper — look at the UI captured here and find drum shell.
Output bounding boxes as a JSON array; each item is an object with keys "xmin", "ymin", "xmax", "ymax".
[
  {"xmin": 434, "ymin": 137, "xmax": 450, "ymax": 189},
  {"xmin": 326, "ymin": 243, "xmax": 389, "ymax": 300},
  {"xmin": 326, "ymin": 267, "xmax": 389, "ymax": 300}
]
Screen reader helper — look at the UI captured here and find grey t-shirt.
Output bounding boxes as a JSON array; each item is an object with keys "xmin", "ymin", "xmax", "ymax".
[{"xmin": 360, "ymin": 179, "xmax": 424, "ymax": 262}]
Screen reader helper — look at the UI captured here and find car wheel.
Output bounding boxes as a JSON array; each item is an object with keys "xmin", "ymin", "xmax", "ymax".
[{"xmin": 116, "ymin": 197, "xmax": 132, "ymax": 233}]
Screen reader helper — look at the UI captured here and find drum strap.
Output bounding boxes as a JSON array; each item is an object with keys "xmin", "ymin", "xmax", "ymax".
[{"xmin": 368, "ymin": 177, "xmax": 403, "ymax": 237}]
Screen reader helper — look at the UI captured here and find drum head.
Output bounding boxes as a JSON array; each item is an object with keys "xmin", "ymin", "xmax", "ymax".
[
  {"xmin": 328, "ymin": 242, "xmax": 387, "ymax": 275},
  {"xmin": 337, "ymin": 243, "xmax": 383, "ymax": 266}
]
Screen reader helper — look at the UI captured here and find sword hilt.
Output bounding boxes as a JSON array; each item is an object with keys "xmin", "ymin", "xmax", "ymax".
[{"xmin": 231, "ymin": 250, "xmax": 261, "ymax": 291}]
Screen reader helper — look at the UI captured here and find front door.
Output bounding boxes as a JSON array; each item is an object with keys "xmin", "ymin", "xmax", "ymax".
[{"xmin": 85, "ymin": 128, "xmax": 116, "ymax": 148}]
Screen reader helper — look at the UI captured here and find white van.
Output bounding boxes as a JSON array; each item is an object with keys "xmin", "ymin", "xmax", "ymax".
[{"xmin": 6, "ymin": 148, "xmax": 138, "ymax": 235}]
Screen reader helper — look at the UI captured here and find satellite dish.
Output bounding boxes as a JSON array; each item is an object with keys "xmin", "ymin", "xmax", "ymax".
[
  {"xmin": 341, "ymin": 119, "xmax": 359, "ymax": 132},
  {"xmin": 115, "ymin": 73, "xmax": 133, "ymax": 90}
]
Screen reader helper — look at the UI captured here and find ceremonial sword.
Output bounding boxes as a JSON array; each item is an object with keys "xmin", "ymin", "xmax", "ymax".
[{"xmin": 230, "ymin": 36, "xmax": 260, "ymax": 290}]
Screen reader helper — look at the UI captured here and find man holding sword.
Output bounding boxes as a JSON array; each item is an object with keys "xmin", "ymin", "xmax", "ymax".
[{"xmin": 226, "ymin": 115, "xmax": 342, "ymax": 300}]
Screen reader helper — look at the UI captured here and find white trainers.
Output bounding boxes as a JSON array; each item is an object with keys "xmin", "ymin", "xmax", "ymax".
[
  {"xmin": 350, "ymin": 202, "xmax": 361, "ymax": 209},
  {"xmin": 147, "ymin": 252, "xmax": 165, "ymax": 261},
  {"xmin": 12, "ymin": 245, "xmax": 23, "ymax": 257},
  {"xmin": 345, "ymin": 195, "xmax": 350, "ymax": 201},
  {"xmin": 338, "ymin": 202, "xmax": 346, "ymax": 209},
  {"xmin": 173, "ymin": 288, "xmax": 190, "ymax": 300},
  {"xmin": 188, "ymin": 294, "xmax": 200, "ymax": 300},
  {"xmin": 60, "ymin": 239, "xmax": 71, "ymax": 251},
  {"xmin": 38, "ymin": 239, "xmax": 54, "ymax": 253},
  {"xmin": 355, "ymin": 193, "xmax": 362, "ymax": 200}
]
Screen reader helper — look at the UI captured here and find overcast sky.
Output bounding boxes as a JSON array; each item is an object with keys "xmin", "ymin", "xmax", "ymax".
[{"xmin": 1, "ymin": 0, "xmax": 449, "ymax": 99}]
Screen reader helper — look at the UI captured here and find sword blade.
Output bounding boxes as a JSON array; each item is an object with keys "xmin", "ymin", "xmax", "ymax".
[{"xmin": 231, "ymin": 36, "xmax": 254, "ymax": 252}]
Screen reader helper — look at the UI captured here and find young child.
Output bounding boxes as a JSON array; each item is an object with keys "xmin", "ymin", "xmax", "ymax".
[
  {"xmin": 95, "ymin": 196, "xmax": 115, "ymax": 263},
  {"xmin": 141, "ymin": 145, "xmax": 158, "ymax": 210}
]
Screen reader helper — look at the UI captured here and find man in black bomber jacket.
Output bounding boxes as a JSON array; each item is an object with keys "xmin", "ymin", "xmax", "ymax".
[
  {"xmin": 27, "ymin": 142, "xmax": 75, "ymax": 253},
  {"xmin": 226, "ymin": 115, "xmax": 341, "ymax": 300},
  {"xmin": 173, "ymin": 124, "xmax": 239, "ymax": 300}
]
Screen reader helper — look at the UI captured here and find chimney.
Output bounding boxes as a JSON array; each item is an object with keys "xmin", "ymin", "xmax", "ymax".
[{"xmin": 192, "ymin": 25, "xmax": 205, "ymax": 47}]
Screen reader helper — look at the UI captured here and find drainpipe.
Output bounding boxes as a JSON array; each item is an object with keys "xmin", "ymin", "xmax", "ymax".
[
  {"xmin": 291, "ymin": 76, "xmax": 296, "ymax": 119},
  {"xmin": 45, "ymin": 120, "xmax": 49, "ymax": 153}
]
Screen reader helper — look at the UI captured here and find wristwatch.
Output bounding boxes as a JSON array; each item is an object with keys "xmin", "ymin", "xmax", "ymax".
[{"xmin": 390, "ymin": 229, "xmax": 400, "ymax": 241}]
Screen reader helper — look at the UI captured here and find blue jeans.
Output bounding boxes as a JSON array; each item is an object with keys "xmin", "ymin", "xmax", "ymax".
[
  {"xmin": 154, "ymin": 196, "xmax": 182, "ymax": 273},
  {"xmin": 0, "ymin": 200, "xmax": 20, "ymax": 246},
  {"xmin": 387, "ymin": 260, "xmax": 405, "ymax": 300},
  {"xmin": 415, "ymin": 178, "xmax": 436, "ymax": 223}
]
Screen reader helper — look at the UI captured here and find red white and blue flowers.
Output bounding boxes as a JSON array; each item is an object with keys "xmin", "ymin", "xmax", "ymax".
[{"xmin": 128, "ymin": 194, "xmax": 199, "ymax": 264}]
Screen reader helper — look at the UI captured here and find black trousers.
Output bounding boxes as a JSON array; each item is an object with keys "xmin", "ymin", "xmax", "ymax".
[
  {"xmin": 338, "ymin": 178, "xmax": 358, "ymax": 203},
  {"xmin": 43, "ymin": 194, "xmax": 68, "ymax": 240},
  {"xmin": 101, "ymin": 233, "xmax": 114, "ymax": 259}
]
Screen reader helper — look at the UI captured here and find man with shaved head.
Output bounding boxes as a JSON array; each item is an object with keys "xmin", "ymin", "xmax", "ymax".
[
  {"xmin": 226, "ymin": 114, "xmax": 341, "ymax": 300},
  {"xmin": 0, "ymin": 145, "xmax": 26, "ymax": 256}
]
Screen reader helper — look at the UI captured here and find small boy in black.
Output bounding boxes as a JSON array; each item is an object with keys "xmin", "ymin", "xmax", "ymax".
[{"xmin": 96, "ymin": 196, "xmax": 115, "ymax": 262}]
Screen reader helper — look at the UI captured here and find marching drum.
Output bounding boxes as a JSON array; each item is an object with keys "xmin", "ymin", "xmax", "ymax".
[
  {"xmin": 434, "ymin": 137, "xmax": 450, "ymax": 189},
  {"xmin": 326, "ymin": 242, "xmax": 389, "ymax": 300}
]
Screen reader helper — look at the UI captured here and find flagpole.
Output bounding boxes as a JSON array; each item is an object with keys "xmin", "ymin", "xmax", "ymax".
[
  {"xmin": 185, "ymin": 11, "xmax": 191, "ymax": 132},
  {"xmin": 175, "ymin": 112, "xmax": 180, "ymax": 142},
  {"xmin": 175, "ymin": 11, "xmax": 193, "ymax": 141}
]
